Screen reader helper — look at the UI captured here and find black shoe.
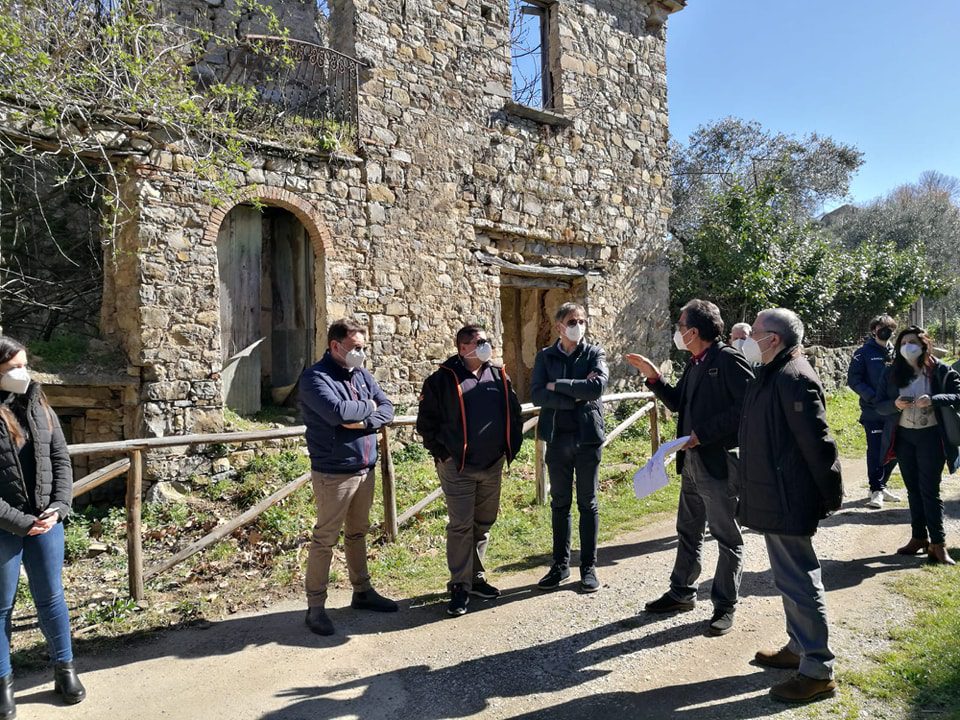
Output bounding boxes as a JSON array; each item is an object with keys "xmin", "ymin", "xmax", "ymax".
[
  {"xmin": 580, "ymin": 566, "xmax": 600, "ymax": 593},
  {"xmin": 470, "ymin": 579, "xmax": 501, "ymax": 599},
  {"xmin": 447, "ymin": 584, "xmax": 469, "ymax": 617},
  {"xmin": 537, "ymin": 564, "xmax": 571, "ymax": 590},
  {"xmin": 53, "ymin": 662, "xmax": 86, "ymax": 705},
  {"xmin": 351, "ymin": 588, "xmax": 399, "ymax": 612},
  {"xmin": 644, "ymin": 592, "xmax": 696, "ymax": 613},
  {"xmin": 708, "ymin": 608, "xmax": 735, "ymax": 636},
  {"xmin": 0, "ymin": 674, "xmax": 14, "ymax": 719},
  {"xmin": 305, "ymin": 606, "xmax": 335, "ymax": 636}
]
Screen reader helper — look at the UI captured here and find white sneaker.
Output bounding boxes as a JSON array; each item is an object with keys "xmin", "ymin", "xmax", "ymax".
[
  {"xmin": 866, "ymin": 491, "xmax": 883, "ymax": 509},
  {"xmin": 882, "ymin": 488, "xmax": 902, "ymax": 502}
]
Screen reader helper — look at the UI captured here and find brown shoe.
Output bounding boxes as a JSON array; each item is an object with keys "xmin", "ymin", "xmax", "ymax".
[
  {"xmin": 754, "ymin": 645, "xmax": 801, "ymax": 669},
  {"xmin": 927, "ymin": 543, "xmax": 957, "ymax": 565},
  {"xmin": 896, "ymin": 537, "xmax": 929, "ymax": 555},
  {"xmin": 770, "ymin": 673, "xmax": 837, "ymax": 703}
]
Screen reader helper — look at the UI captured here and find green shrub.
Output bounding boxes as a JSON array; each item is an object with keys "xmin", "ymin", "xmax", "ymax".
[{"xmin": 63, "ymin": 515, "xmax": 91, "ymax": 563}]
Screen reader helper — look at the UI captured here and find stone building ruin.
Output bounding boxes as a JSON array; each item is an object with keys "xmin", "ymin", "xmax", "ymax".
[{"xmin": 13, "ymin": 0, "xmax": 687, "ymax": 479}]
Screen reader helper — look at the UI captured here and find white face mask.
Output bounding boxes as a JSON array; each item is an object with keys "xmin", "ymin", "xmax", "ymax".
[
  {"xmin": 472, "ymin": 342, "xmax": 493, "ymax": 363},
  {"xmin": 741, "ymin": 337, "xmax": 763, "ymax": 365},
  {"xmin": 0, "ymin": 367, "xmax": 30, "ymax": 395},
  {"xmin": 563, "ymin": 322, "xmax": 586, "ymax": 343},
  {"xmin": 732, "ymin": 338, "xmax": 746, "ymax": 351},
  {"xmin": 900, "ymin": 343, "xmax": 923, "ymax": 364},
  {"xmin": 343, "ymin": 347, "xmax": 366, "ymax": 370},
  {"xmin": 673, "ymin": 328, "xmax": 692, "ymax": 352}
]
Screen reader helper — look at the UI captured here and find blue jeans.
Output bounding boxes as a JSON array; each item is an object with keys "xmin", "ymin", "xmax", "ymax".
[
  {"xmin": 0, "ymin": 523, "xmax": 73, "ymax": 676},
  {"xmin": 668, "ymin": 449, "xmax": 743, "ymax": 611},
  {"xmin": 765, "ymin": 533, "xmax": 835, "ymax": 680}
]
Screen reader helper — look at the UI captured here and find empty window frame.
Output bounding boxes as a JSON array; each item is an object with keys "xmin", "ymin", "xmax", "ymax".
[{"xmin": 510, "ymin": 0, "xmax": 553, "ymax": 109}]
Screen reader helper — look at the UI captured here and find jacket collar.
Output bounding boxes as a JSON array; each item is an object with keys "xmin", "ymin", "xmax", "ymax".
[
  {"xmin": 319, "ymin": 350, "xmax": 356, "ymax": 381},
  {"xmin": 757, "ymin": 345, "xmax": 800, "ymax": 381}
]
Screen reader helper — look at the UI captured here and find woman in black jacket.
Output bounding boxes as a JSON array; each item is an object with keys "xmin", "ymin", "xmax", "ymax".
[
  {"xmin": 0, "ymin": 337, "xmax": 85, "ymax": 717},
  {"xmin": 875, "ymin": 326, "xmax": 960, "ymax": 565}
]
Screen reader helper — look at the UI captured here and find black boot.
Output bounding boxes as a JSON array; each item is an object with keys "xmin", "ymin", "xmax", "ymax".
[
  {"xmin": 53, "ymin": 662, "xmax": 86, "ymax": 705},
  {"xmin": 0, "ymin": 674, "xmax": 14, "ymax": 719}
]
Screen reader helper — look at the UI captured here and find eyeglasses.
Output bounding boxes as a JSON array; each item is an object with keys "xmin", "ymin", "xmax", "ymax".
[
  {"xmin": 565, "ymin": 319, "xmax": 586, "ymax": 327},
  {"xmin": 468, "ymin": 338, "xmax": 493, "ymax": 348}
]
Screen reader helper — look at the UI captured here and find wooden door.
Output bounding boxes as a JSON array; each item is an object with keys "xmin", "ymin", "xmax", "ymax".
[
  {"xmin": 268, "ymin": 213, "xmax": 315, "ymax": 405},
  {"xmin": 217, "ymin": 205, "xmax": 263, "ymax": 415}
]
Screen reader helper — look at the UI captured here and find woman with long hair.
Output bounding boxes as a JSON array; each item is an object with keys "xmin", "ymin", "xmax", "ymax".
[
  {"xmin": 0, "ymin": 336, "xmax": 85, "ymax": 717},
  {"xmin": 876, "ymin": 326, "xmax": 960, "ymax": 564}
]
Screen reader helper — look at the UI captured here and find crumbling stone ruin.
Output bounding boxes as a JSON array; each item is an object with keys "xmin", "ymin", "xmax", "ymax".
[{"xmin": 11, "ymin": 0, "xmax": 687, "ymax": 479}]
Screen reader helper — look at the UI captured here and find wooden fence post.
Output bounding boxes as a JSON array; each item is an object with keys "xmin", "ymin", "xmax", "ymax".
[
  {"xmin": 380, "ymin": 427, "xmax": 399, "ymax": 542},
  {"xmin": 126, "ymin": 449, "xmax": 144, "ymax": 601},
  {"xmin": 535, "ymin": 439, "xmax": 548, "ymax": 505},
  {"xmin": 648, "ymin": 399, "xmax": 660, "ymax": 455}
]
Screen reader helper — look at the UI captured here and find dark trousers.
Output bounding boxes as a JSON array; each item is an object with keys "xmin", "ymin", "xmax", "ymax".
[
  {"xmin": 546, "ymin": 436, "xmax": 601, "ymax": 569},
  {"xmin": 895, "ymin": 427, "xmax": 947, "ymax": 544},
  {"xmin": 862, "ymin": 420, "xmax": 895, "ymax": 492},
  {"xmin": 668, "ymin": 449, "xmax": 743, "ymax": 611}
]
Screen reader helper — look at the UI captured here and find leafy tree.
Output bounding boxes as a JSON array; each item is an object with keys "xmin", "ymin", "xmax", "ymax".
[
  {"xmin": 827, "ymin": 171, "xmax": 960, "ymax": 329},
  {"xmin": 671, "ymin": 117, "xmax": 864, "ymax": 241}
]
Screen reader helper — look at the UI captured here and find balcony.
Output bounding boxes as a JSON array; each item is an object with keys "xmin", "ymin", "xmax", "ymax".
[{"xmin": 213, "ymin": 35, "xmax": 363, "ymax": 153}]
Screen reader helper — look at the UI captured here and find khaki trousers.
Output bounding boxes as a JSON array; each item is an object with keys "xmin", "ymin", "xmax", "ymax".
[
  {"xmin": 437, "ymin": 456, "xmax": 505, "ymax": 592},
  {"xmin": 305, "ymin": 468, "xmax": 374, "ymax": 607}
]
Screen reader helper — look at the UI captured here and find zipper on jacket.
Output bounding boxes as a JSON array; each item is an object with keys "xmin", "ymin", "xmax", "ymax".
[
  {"xmin": 501, "ymin": 367, "xmax": 512, "ymax": 459},
  {"xmin": 344, "ymin": 376, "xmax": 371, "ymax": 468},
  {"xmin": 441, "ymin": 366, "xmax": 469, "ymax": 472}
]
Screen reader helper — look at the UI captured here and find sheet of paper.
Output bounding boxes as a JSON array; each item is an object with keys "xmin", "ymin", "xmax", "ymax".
[{"xmin": 633, "ymin": 435, "xmax": 689, "ymax": 500}]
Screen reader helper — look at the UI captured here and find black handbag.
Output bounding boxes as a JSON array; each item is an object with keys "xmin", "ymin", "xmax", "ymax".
[{"xmin": 938, "ymin": 404, "xmax": 960, "ymax": 447}]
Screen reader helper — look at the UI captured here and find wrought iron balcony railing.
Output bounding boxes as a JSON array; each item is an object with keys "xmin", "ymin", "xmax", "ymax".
[{"xmin": 213, "ymin": 35, "xmax": 363, "ymax": 152}]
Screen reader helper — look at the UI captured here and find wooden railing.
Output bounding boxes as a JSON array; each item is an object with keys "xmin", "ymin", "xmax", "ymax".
[{"xmin": 67, "ymin": 392, "xmax": 659, "ymax": 601}]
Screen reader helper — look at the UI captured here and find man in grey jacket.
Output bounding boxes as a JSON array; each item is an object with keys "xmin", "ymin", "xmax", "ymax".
[{"xmin": 531, "ymin": 303, "xmax": 608, "ymax": 593}]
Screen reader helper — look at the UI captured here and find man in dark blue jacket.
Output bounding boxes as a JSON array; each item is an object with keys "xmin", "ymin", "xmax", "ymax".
[
  {"xmin": 626, "ymin": 299, "xmax": 753, "ymax": 637},
  {"xmin": 299, "ymin": 318, "xmax": 398, "ymax": 636},
  {"xmin": 846, "ymin": 314, "xmax": 899, "ymax": 509}
]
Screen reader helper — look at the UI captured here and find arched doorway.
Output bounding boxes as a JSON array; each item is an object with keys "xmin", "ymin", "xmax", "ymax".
[{"xmin": 216, "ymin": 203, "xmax": 324, "ymax": 415}]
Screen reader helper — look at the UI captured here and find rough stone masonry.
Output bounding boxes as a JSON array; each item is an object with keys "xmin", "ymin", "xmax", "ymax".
[{"xmin": 93, "ymin": 0, "xmax": 686, "ymax": 479}]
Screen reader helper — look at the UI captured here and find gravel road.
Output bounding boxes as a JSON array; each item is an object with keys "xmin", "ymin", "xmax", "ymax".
[{"xmin": 15, "ymin": 459, "xmax": 959, "ymax": 720}]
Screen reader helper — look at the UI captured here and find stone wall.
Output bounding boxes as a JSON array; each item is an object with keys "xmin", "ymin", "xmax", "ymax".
[
  {"xmin": 95, "ymin": 0, "xmax": 684, "ymax": 479},
  {"xmin": 804, "ymin": 345, "xmax": 857, "ymax": 394}
]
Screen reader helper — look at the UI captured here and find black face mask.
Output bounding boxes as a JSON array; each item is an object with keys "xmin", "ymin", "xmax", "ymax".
[{"xmin": 875, "ymin": 327, "xmax": 893, "ymax": 342}]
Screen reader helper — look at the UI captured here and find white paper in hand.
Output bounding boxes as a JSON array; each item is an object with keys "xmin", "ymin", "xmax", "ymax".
[{"xmin": 633, "ymin": 436, "xmax": 690, "ymax": 500}]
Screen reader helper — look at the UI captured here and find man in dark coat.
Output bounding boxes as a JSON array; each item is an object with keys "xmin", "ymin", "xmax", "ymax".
[
  {"xmin": 626, "ymin": 299, "xmax": 753, "ymax": 637},
  {"xmin": 846, "ymin": 314, "xmax": 899, "ymax": 508},
  {"xmin": 299, "ymin": 318, "xmax": 398, "ymax": 636},
  {"xmin": 417, "ymin": 324, "xmax": 523, "ymax": 617},
  {"xmin": 739, "ymin": 308, "xmax": 843, "ymax": 704}
]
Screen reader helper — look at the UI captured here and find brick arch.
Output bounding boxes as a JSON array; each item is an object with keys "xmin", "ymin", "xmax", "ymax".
[{"xmin": 203, "ymin": 185, "xmax": 333, "ymax": 253}]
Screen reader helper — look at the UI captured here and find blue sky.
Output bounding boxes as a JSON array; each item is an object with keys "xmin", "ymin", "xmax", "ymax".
[{"xmin": 666, "ymin": 1, "xmax": 960, "ymax": 210}]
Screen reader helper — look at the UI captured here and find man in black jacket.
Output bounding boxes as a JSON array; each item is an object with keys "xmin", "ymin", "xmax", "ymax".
[
  {"xmin": 417, "ymin": 325, "xmax": 523, "ymax": 617},
  {"xmin": 739, "ymin": 308, "xmax": 842, "ymax": 704},
  {"xmin": 531, "ymin": 302, "xmax": 608, "ymax": 593},
  {"xmin": 626, "ymin": 299, "xmax": 753, "ymax": 637}
]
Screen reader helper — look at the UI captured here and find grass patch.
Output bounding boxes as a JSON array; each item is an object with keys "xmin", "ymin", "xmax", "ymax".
[
  {"xmin": 842, "ymin": 564, "xmax": 960, "ymax": 718},
  {"xmin": 826, "ymin": 389, "xmax": 867, "ymax": 459}
]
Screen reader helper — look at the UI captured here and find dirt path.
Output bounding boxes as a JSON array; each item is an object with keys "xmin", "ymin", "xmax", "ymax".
[{"xmin": 16, "ymin": 460, "xmax": 959, "ymax": 720}]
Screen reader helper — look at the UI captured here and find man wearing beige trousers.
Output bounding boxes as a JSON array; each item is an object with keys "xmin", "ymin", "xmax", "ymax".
[{"xmin": 298, "ymin": 318, "xmax": 399, "ymax": 636}]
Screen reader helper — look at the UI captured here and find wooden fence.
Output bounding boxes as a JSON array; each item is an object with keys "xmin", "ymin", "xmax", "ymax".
[{"xmin": 66, "ymin": 391, "xmax": 659, "ymax": 601}]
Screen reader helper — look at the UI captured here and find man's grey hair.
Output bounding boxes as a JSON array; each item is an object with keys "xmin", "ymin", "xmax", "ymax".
[
  {"xmin": 731, "ymin": 322, "xmax": 752, "ymax": 337},
  {"xmin": 756, "ymin": 308, "xmax": 804, "ymax": 347}
]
